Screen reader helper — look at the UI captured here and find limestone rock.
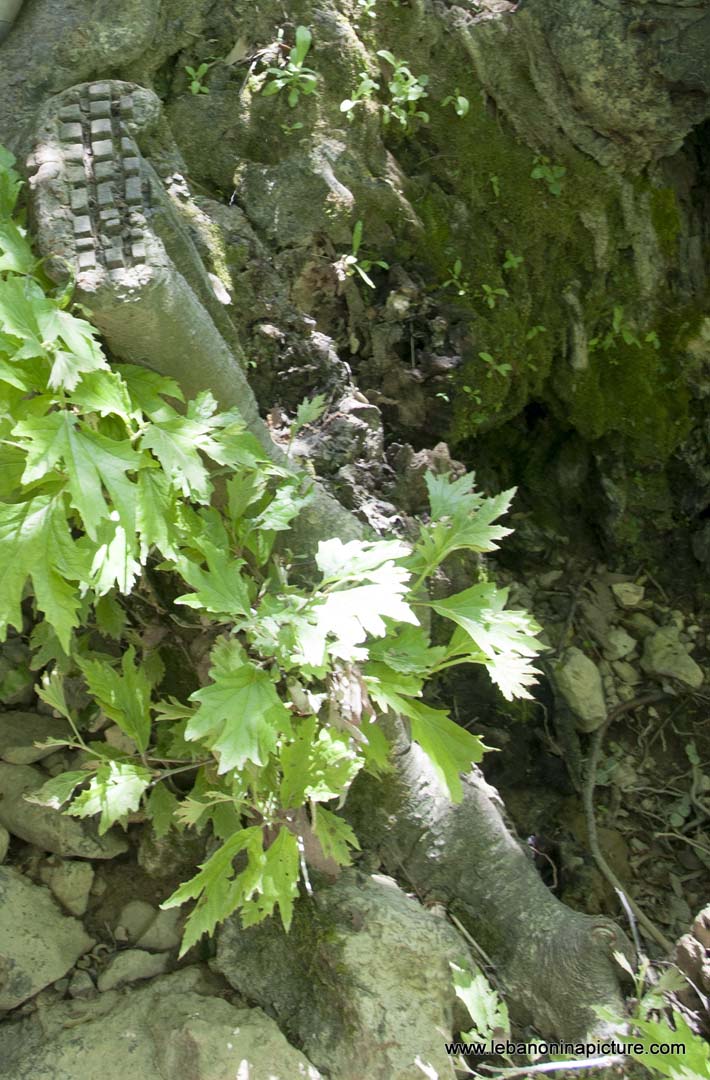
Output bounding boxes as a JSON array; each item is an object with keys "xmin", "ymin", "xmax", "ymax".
[
  {"xmin": 0, "ymin": 866, "xmax": 94, "ymax": 1010},
  {"xmin": 0, "ymin": 711, "xmax": 73, "ymax": 765},
  {"xmin": 213, "ymin": 870, "xmax": 462, "ymax": 1080},
  {"xmin": 610, "ymin": 582, "xmax": 645, "ymax": 609},
  {"xmin": 0, "ymin": 966, "xmax": 323, "ymax": 1079},
  {"xmin": 552, "ymin": 647, "xmax": 608, "ymax": 732},
  {"xmin": 601, "ymin": 627, "xmax": 636, "ymax": 662},
  {"xmin": 641, "ymin": 627, "xmax": 704, "ymax": 689},
  {"xmin": 114, "ymin": 900, "xmax": 157, "ymax": 944},
  {"xmin": 136, "ymin": 908, "xmax": 183, "ymax": 953},
  {"xmin": 96, "ymin": 949, "xmax": 170, "ymax": 992},
  {"xmin": 0, "ymin": 763, "xmax": 128, "ymax": 859},
  {"xmin": 40, "ymin": 858, "xmax": 94, "ymax": 917}
]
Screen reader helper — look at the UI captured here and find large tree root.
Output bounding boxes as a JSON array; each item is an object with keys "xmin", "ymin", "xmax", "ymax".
[
  {"xmin": 348, "ymin": 716, "xmax": 632, "ymax": 1040},
  {"xmin": 26, "ymin": 78, "xmax": 632, "ymax": 1042}
]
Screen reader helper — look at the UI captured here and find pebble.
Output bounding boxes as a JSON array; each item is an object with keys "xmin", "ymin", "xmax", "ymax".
[{"xmin": 611, "ymin": 582, "xmax": 645, "ymax": 608}]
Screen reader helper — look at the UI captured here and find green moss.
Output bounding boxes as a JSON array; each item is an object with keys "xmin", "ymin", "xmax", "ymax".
[{"xmin": 649, "ymin": 187, "xmax": 681, "ymax": 260}]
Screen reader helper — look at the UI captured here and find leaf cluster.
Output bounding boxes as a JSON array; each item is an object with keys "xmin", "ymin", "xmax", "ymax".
[{"xmin": 0, "ymin": 146, "xmax": 542, "ymax": 955}]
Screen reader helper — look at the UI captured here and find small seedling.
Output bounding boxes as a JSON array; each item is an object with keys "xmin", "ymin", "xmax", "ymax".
[
  {"xmin": 441, "ymin": 91, "xmax": 470, "ymax": 118},
  {"xmin": 531, "ymin": 154, "xmax": 566, "ymax": 197},
  {"xmin": 462, "ymin": 384, "xmax": 482, "ymax": 404},
  {"xmin": 288, "ymin": 393, "xmax": 327, "ymax": 455},
  {"xmin": 340, "ymin": 71, "xmax": 380, "ymax": 120},
  {"xmin": 356, "ymin": 0, "xmax": 377, "ymax": 17},
  {"xmin": 262, "ymin": 26, "xmax": 318, "ymax": 108},
  {"xmin": 185, "ymin": 63, "xmax": 212, "ymax": 95},
  {"xmin": 376, "ymin": 50, "xmax": 429, "ymax": 128},
  {"xmin": 441, "ymin": 258, "xmax": 470, "ymax": 297},
  {"xmin": 525, "ymin": 324, "xmax": 546, "ymax": 341},
  {"xmin": 502, "ymin": 250, "xmax": 523, "ymax": 271},
  {"xmin": 489, "ymin": 174, "xmax": 501, "ymax": 199},
  {"xmin": 478, "ymin": 283, "xmax": 509, "ymax": 309},
  {"xmin": 280, "ymin": 121, "xmax": 304, "ymax": 136},
  {"xmin": 340, "ymin": 219, "xmax": 389, "ymax": 288},
  {"xmin": 479, "ymin": 351, "xmax": 512, "ymax": 378}
]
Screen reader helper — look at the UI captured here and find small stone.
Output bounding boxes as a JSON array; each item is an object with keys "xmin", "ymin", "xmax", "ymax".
[
  {"xmin": 612, "ymin": 660, "xmax": 641, "ymax": 685},
  {"xmin": 136, "ymin": 908, "xmax": 182, "ymax": 952},
  {"xmin": 611, "ymin": 582, "xmax": 645, "ymax": 608},
  {"xmin": 89, "ymin": 82, "xmax": 111, "ymax": 99},
  {"xmin": 124, "ymin": 156, "xmax": 140, "ymax": 176},
  {"xmin": 68, "ymin": 970, "xmax": 96, "ymax": 998},
  {"xmin": 120, "ymin": 95, "xmax": 134, "ymax": 116},
  {"xmin": 131, "ymin": 241, "xmax": 146, "ymax": 261},
  {"xmin": 552, "ymin": 647, "xmax": 607, "ymax": 732},
  {"xmin": 0, "ymin": 711, "xmax": 73, "ymax": 765},
  {"xmin": 77, "ymin": 252, "xmax": 97, "ymax": 270},
  {"xmin": 624, "ymin": 612, "xmax": 658, "ymax": 639},
  {"xmin": 602, "ymin": 627, "xmax": 636, "ymax": 661},
  {"xmin": 96, "ymin": 949, "xmax": 169, "ymax": 992},
  {"xmin": 42, "ymin": 859, "xmax": 94, "ymax": 916},
  {"xmin": 641, "ymin": 626, "xmax": 704, "ymax": 689},
  {"xmin": 114, "ymin": 900, "xmax": 157, "ymax": 943},
  {"xmin": 0, "ymin": 824, "xmax": 9, "ymax": 863}
]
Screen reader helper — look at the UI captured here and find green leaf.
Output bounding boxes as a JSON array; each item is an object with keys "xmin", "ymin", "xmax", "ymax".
[
  {"xmin": 368, "ymin": 624, "xmax": 447, "ymax": 675},
  {"xmin": 14, "ymin": 413, "xmax": 142, "ymax": 540},
  {"xmin": 316, "ymin": 536, "xmax": 411, "ymax": 582},
  {"xmin": 280, "ymin": 716, "xmax": 362, "ymax": 807},
  {"xmin": 135, "ymin": 467, "xmax": 178, "ymax": 560},
  {"xmin": 117, "ymin": 363, "xmax": 183, "ymax": 418},
  {"xmin": 0, "ymin": 494, "xmax": 87, "ymax": 649},
  {"xmin": 78, "ymin": 646, "xmax": 152, "ymax": 752},
  {"xmin": 425, "ymin": 470, "xmax": 484, "ymax": 520},
  {"xmin": 66, "ymin": 760, "xmax": 152, "ymax": 834},
  {"xmin": 69, "ymin": 369, "xmax": 133, "ymax": 420},
  {"xmin": 366, "ymin": 683, "xmax": 486, "ymax": 802},
  {"xmin": 93, "ymin": 593, "xmax": 126, "ymax": 639},
  {"xmin": 175, "ymin": 541, "xmax": 251, "ymax": 618},
  {"xmin": 451, "ymin": 961, "xmax": 510, "ymax": 1041},
  {"xmin": 146, "ymin": 783, "xmax": 180, "ymax": 839},
  {"xmin": 311, "ymin": 806, "xmax": 360, "ymax": 865},
  {"xmin": 0, "ymin": 147, "xmax": 22, "ymax": 217},
  {"xmin": 291, "ymin": 393, "xmax": 327, "ymax": 434},
  {"xmin": 24, "ymin": 770, "xmax": 88, "ymax": 810},
  {"xmin": 187, "ymin": 637, "xmax": 292, "ymax": 772},
  {"xmin": 0, "ymin": 221, "xmax": 35, "ymax": 274}
]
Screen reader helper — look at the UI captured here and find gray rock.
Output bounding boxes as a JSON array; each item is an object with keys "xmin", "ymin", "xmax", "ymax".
[
  {"xmin": 610, "ymin": 582, "xmax": 645, "ymax": 609},
  {"xmin": 0, "ymin": 764, "xmax": 128, "ymax": 859},
  {"xmin": 136, "ymin": 908, "xmax": 183, "ymax": 953},
  {"xmin": 552, "ymin": 647, "xmax": 608, "ymax": 732},
  {"xmin": 641, "ymin": 627, "xmax": 704, "ymax": 689},
  {"xmin": 96, "ymin": 949, "xmax": 169, "ymax": 992},
  {"xmin": 612, "ymin": 660, "xmax": 641, "ymax": 686},
  {"xmin": 67, "ymin": 970, "xmax": 96, "ymax": 999},
  {"xmin": 0, "ymin": 711, "xmax": 72, "ymax": 765},
  {"xmin": 624, "ymin": 612, "xmax": 658, "ymax": 639},
  {"xmin": 0, "ymin": 866, "xmax": 94, "ymax": 1010},
  {"xmin": 213, "ymin": 870, "xmax": 462, "ymax": 1080},
  {"xmin": 0, "ymin": 825, "xmax": 8, "ymax": 863},
  {"xmin": 601, "ymin": 627, "xmax": 636, "ymax": 662},
  {"xmin": 114, "ymin": 900, "xmax": 157, "ymax": 944},
  {"xmin": 0, "ymin": 966, "xmax": 323, "ymax": 1079},
  {"xmin": 40, "ymin": 859, "xmax": 94, "ymax": 917}
]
